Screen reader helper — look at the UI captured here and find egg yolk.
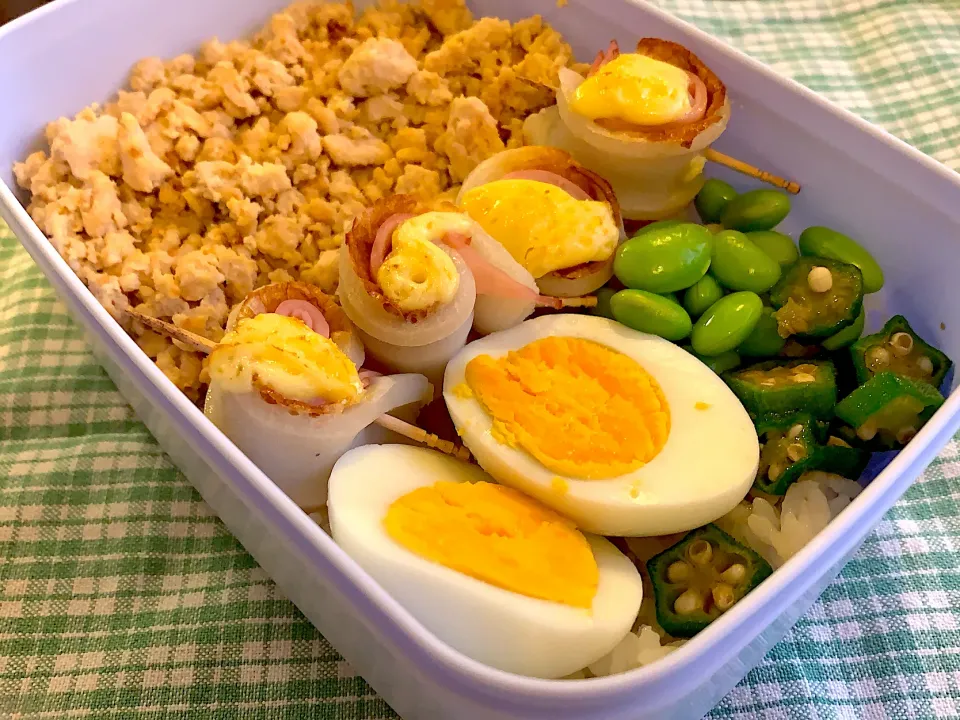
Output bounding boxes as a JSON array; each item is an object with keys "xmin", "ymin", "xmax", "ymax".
[
  {"xmin": 208, "ymin": 313, "xmax": 362, "ymax": 404},
  {"xmin": 465, "ymin": 337, "xmax": 670, "ymax": 479},
  {"xmin": 460, "ymin": 179, "xmax": 619, "ymax": 278},
  {"xmin": 377, "ymin": 212, "xmax": 465, "ymax": 312},
  {"xmin": 384, "ymin": 480, "xmax": 599, "ymax": 608},
  {"xmin": 570, "ymin": 53, "xmax": 692, "ymax": 126}
]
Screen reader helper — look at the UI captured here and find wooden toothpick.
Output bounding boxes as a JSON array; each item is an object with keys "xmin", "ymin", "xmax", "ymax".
[
  {"xmin": 126, "ymin": 308, "xmax": 473, "ymax": 462},
  {"xmin": 704, "ymin": 149, "xmax": 801, "ymax": 194},
  {"xmin": 515, "ymin": 75, "xmax": 801, "ymax": 194}
]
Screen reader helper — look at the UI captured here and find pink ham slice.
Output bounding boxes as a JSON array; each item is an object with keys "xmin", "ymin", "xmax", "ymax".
[
  {"xmin": 370, "ymin": 213, "xmax": 415, "ymax": 277},
  {"xmin": 275, "ymin": 299, "xmax": 331, "ymax": 338},
  {"xmin": 661, "ymin": 73, "xmax": 708, "ymax": 127},
  {"xmin": 441, "ymin": 232, "xmax": 561, "ymax": 308}
]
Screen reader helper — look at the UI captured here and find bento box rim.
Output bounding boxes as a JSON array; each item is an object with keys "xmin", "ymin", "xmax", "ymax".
[{"xmin": 2, "ymin": 0, "xmax": 960, "ymax": 707}]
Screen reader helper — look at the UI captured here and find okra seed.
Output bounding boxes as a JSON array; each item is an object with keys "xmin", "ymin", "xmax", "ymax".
[
  {"xmin": 896, "ymin": 426, "xmax": 917, "ymax": 444},
  {"xmin": 792, "ymin": 372, "xmax": 816, "ymax": 383},
  {"xmin": 807, "ymin": 266, "xmax": 833, "ymax": 293},
  {"xmin": 768, "ymin": 462, "xmax": 785, "ymax": 481},
  {"xmin": 890, "ymin": 332, "xmax": 914, "ymax": 357},
  {"xmin": 688, "ymin": 539, "xmax": 713, "ymax": 565},
  {"xmin": 918, "ymin": 356, "xmax": 934, "ymax": 375},
  {"xmin": 712, "ymin": 583, "xmax": 736, "ymax": 611},
  {"xmin": 721, "ymin": 563, "xmax": 747, "ymax": 584},
  {"xmin": 867, "ymin": 346, "xmax": 891, "ymax": 369},
  {"xmin": 786, "ymin": 443, "xmax": 806, "ymax": 462},
  {"xmin": 787, "ymin": 424, "xmax": 804, "ymax": 440},
  {"xmin": 857, "ymin": 422, "xmax": 877, "ymax": 441},
  {"xmin": 666, "ymin": 561, "xmax": 691, "ymax": 583},
  {"xmin": 674, "ymin": 589, "xmax": 703, "ymax": 616}
]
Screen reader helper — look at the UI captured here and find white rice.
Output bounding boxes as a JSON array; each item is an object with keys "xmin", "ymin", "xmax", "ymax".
[
  {"xmin": 585, "ymin": 472, "xmax": 862, "ymax": 677},
  {"xmin": 582, "ymin": 626, "xmax": 685, "ymax": 678},
  {"xmin": 715, "ymin": 471, "xmax": 862, "ymax": 569}
]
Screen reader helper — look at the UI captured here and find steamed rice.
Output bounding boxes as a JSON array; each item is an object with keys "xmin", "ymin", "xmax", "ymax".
[{"xmin": 584, "ymin": 472, "xmax": 862, "ymax": 677}]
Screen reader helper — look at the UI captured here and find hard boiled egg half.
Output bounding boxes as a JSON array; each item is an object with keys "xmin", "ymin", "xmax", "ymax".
[
  {"xmin": 443, "ymin": 315, "xmax": 758, "ymax": 536},
  {"xmin": 327, "ymin": 444, "xmax": 643, "ymax": 679}
]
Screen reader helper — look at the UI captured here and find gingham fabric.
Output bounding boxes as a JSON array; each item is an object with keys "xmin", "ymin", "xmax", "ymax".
[{"xmin": 2, "ymin": 1, "xmax": 960, "ymax": 718}]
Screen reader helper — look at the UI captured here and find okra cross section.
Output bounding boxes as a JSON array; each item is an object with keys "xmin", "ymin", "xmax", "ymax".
[
  {"xmin": 850, "ymin": 314, "xmax": 952, "ymax": 390},
  {"xmin": 725, "ymin": 359, "xmax": 838, "ymax": 423},
  {"xmin": 835, "ymin": 371, "xmax": 945, "ymax": 447},
  {"xmin": 770, "ymin": 256, "xmax": 864, "ymax": 340},
  {"xmin": 647, "ymin": 524, "xmax": 773, "ymax": 638},
  {"xmin": 754, "ymin": 415, "xmax": 869, "ymax": 495}
]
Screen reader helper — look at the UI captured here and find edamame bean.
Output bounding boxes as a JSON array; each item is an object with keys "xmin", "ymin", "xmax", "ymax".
[
  {"xmin": 683, "ymin": 274, "xmax": 725, "ymax": 318},
  {"xmin": 632, "ymin": 219, "xmax": 684, "ymax": 238},
  {"xmin": 738, "ymin": 307, "xmax": 786, "ymax": 357},
  {"xmin": 747, "ymin": 230, "xmax": 799, "ymax": 268},
  {"xmin": 610, "ymin": 289, "xmax": 693, "ymax": 341},
  {"xmin": 591, "ymin": 287, "xmax": 617, "ymax": 320},
  {"xmin": 614, "ymin": 223, "xmax": 712, "ymax": 294},
  {"xmin": 798, "ymin": 226, "xmax": 884, "ymax": 293},
  {"xmin": 822, "ymin": 307, "xmax": 866, "ymax": 350},
  {"xmin": 691, "ymin": 291, "xmax": 763, "ymax": 356},
  {"xmin": 695, "ymin": 178, "xmax": 738, "ymax": 224},
  {"xmin": 695, "ymin": 349, "xmax": 741, "ymax": 375},
  {"xmin": 711, "ymin": 230, "xmax": 782, "ymax": 293},
  {"xmin": 721, "ymin": 189, "xmax": 791, "ymax": 232}
]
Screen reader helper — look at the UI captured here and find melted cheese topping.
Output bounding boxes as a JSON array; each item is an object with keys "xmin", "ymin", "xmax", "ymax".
[
  {"xmin": 384, "ymin": 479, "xmax": 599, "ymax": 608},
  {"xmin": 570, "ymin": 53, "xmax": 692, "ymax": 126},
  {"xmin": 208, "ymin": 313, "xmax": 362, "ymax": 404},
  {"xmin": 464, "ymin": 336, "xmax": 670, "ymax": 479},
  {"xmin": 460, "ymin": 179, "xmax": 619, "ymax": 278},
  {"xmin": 377, "ymin": 212, "xmax": 466, "ymax": 312}
]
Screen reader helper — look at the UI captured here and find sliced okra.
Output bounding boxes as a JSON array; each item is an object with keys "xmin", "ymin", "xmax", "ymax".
[
  {"xmin": 724, "ymin": 359, "xmax": 837, "ymax": 422},
  {"xmin": 753, "ymin": 415, "xmax": 867, "ymax": 495},
  {"xmin": 850, "ymin": 314, "xmax": 952, "ymax": 390},
  {"xmin": 835, "ymin": 371, "xmax": 945, "ymax": 448},
  {"xmin": 754, "ymin": 417, "xmax": 818, "ymax": 495},
  {"xmin": 646, "ymin": 524, "xmax": 773, "ymax": 638},
  {"xmin": 770, "ymin": 257, "xmax": 864, "ymax": 340}
]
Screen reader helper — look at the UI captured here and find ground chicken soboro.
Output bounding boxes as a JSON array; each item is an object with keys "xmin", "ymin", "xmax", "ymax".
[{"xmin": 14, "ymin": 0, "xmax": 584, "ymax": 402}]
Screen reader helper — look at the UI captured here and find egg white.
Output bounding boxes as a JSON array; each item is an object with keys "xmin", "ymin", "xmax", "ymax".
[
  {"xmin": 443, "ymin": 315, "xmax": 759, "ymax": 537},
  {"xmin": 327, "ymin": 444, "xmax": 643, "ymax": 679}
]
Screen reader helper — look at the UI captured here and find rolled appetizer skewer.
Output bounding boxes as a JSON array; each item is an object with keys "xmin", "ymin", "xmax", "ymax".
[
  {"xmin": 457, "ymin": 146, "xmax": 627, "ymax": 298},
  {"xmin": 132, "ymin": 282, "xmax": 440, "ymax": 509},
  {"xmin": 226, "ymin": 280, "xmax": 365, "ymax": 368},
  {"xmin": 523, "ymin": 38, "xmax": 735, "ymax": 221},
  {"xmin": 337, "ymin": 196, "xmax": 477, "ymax": 386}
]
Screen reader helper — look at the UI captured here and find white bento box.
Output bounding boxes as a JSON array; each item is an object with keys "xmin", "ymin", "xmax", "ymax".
[{"xmin": 3, "ymin": 0, "xmax": 960, "ymax": 717}]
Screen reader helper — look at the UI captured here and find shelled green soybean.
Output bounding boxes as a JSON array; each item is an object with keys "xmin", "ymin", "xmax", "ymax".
[{"xmin": 591, "ymin": 176, "xmax": 955, "ymax": 495}]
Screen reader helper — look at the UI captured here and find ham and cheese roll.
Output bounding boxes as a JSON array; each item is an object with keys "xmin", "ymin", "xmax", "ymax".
[
  {"xmin": 337, "ymin": 196, "xmax": 478, "ymax": 384},
  {"xmin": 524, "ymin": 39, "xmax": 731, "ymax": 221},
  {"xmin": 205, "ymin": 282, "xmax": 431, "ymax": 509},
  {"xmin": 456, "ymin": 146, "xmax": 627, "ymax": 298}
]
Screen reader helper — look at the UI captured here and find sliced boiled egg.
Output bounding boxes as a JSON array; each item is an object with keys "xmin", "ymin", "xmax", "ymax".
[
  {"xmin": 443, "ymin": 315, "xmax": 758, "ymax": 536},
  {"xmin": 327, "ymin": 444, "xmax": 643, "ymax": 679}
]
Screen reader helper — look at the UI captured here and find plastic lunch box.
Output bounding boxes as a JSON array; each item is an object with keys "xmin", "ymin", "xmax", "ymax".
[{"xmin": 3, "ymin": 0, "xmax": 960, "ymax": 717}]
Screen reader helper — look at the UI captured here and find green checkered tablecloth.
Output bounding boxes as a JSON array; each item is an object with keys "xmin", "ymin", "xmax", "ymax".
[{"xmin": 3, "ymin": 1, "xmax": 960, "ymax": 718}]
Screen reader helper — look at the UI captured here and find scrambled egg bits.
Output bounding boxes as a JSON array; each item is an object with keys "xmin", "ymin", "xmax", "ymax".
[
  {"xmin": 376, "ymin": 212, "xmax": 466, "ymax": 312},
  {"xmin": 208, "ymin": 313, "xmax": 362, "ymax": 404},
  {"xmin": 14, "ymin": 0, "xmax": 581, "ymax": 401},
  {"xmin": 571, "ymin": 53, "xmax": 692, "ymax": 126},
  {"xmin": 460, "ymin": 178, "xmax": 620, "ymax": 278}
]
